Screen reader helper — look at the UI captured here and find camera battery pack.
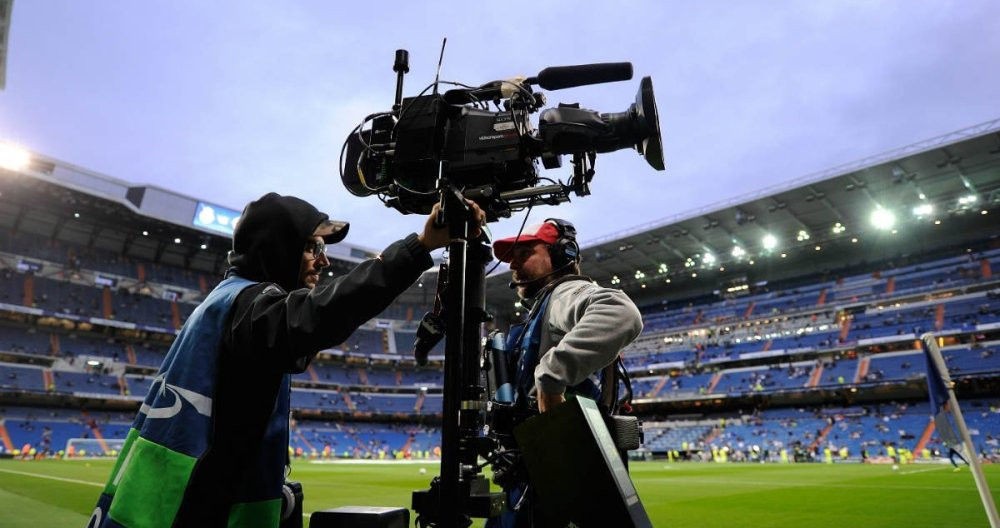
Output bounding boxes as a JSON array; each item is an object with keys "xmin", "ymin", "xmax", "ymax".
[
  {"xmin": 513, "ymin": 397, "xmax": 652, "ymax": 528},
  {"xmin": 308, "ymin": 506, "xmax": 409, "ymax": 528}
]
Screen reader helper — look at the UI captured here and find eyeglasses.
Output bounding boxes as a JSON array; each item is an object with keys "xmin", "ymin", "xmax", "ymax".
[{"xmin": 304, "ymin": 240, "xmax": 326, "ymax": 260}]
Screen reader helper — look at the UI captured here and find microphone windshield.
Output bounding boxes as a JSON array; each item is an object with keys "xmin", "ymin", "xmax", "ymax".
[{"xmin": 531, "ymin": 62, "xmax": 633, "ymax": 91}]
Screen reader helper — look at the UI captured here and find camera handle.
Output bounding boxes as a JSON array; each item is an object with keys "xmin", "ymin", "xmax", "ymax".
[
  {"xmin": 569, "ymin": 151, "xmax": 597, "ymax": 197},
  {"xmin": 412, "ymin": 179, "xmax": 502, "ymax": 528}
]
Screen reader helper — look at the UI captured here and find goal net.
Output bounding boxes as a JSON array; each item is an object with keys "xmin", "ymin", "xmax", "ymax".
[{"xmin": 63, "ymin": 438, "xmax": 126, "ymax": 459}]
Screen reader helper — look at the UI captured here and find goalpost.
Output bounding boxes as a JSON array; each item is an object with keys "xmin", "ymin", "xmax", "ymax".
[{"xmin": 63, "ymin": 438, "xmax": 127, "ymax": 459}]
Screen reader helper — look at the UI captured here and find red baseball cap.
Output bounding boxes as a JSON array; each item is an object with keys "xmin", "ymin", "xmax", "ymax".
[{"xmin": 493, "ymin": 222, "xmax": 561, "ymax": 262}]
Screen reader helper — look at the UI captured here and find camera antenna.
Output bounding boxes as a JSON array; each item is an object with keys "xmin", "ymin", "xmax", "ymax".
[{"xmin": 433, "ymin": 37, "xmax": 447, "ymax": 95}]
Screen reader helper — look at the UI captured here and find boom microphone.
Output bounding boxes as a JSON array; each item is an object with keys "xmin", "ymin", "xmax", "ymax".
[
  {"xmin": 528, "ymin": 62, "xmax": 633, "ymax": 91},
  {"xmin": 508, "ymin": 276, "xmax": 547, "ymax": 289},
  {"xmin": 507, "ymin": 262, "xmax": 575, "ymax": 289}
]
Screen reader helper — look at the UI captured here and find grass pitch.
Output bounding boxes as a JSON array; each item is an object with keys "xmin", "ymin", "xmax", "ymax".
[{"xmin": 0, "ymin": 458, "xmax": 997, "ymax": 527}]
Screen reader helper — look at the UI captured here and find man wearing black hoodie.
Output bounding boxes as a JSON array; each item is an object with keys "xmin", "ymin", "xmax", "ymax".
[{"xmin": 88, "ymin": 193, "xmax": 482, "ymax": 528}]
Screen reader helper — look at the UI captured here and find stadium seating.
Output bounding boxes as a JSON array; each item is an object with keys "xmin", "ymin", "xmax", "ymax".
[
  {"xmin": 642, "ymin": 398, "xmax": 1000, "ymax": 460},
  {"xmin": 1, "ymin": 220, "xmax": 998, "ymax": 461}
]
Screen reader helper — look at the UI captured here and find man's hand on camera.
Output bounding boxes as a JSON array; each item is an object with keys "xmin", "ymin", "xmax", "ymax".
[
  {"xmin": 418, "ymin": 201, "xmax": 487, "ymax": 251},
  {"xmin": 537, "ymin": 390, "xmax": 565, "ymax": 413}
]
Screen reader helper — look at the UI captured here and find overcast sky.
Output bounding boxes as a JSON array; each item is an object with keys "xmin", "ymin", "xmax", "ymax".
[{"xmin": 1, "ymin": 1, "xmax": 998, "ymax": 252}]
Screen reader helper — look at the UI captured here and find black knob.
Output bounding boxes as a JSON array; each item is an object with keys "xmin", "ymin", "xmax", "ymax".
[{"xmin": 394, "ymin": 49, "xmax": 410, "ymax": 73}]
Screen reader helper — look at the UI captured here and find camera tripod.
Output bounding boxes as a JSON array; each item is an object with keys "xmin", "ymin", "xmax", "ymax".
[{"xmin": 410, "ymin": 182, "xmax": 505, "ymax": 528}]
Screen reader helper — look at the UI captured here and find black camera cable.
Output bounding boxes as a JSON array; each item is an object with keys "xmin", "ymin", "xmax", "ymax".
[{"xmin": 484, "ymin": 200, "xmax": 535, "ymax": 277}]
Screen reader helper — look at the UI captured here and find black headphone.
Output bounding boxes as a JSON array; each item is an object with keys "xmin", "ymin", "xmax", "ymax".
[{"xmin": 544, "ymin": 218, "xmax": 580, "ymax": 270}]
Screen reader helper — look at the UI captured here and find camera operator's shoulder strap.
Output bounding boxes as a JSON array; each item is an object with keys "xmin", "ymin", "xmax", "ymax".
[
  {"xmin": 600, "ymin": 355, "xmax": 634, "ymax": 415},
  {"xmin": 600, "ymin": 360, "xmax": 618, "ymax": 412}
]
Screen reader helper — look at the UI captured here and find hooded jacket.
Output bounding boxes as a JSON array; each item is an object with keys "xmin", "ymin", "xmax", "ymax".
[{"xmin": 90, "ymin": 193, "xmax": 433, "ymax": 528}]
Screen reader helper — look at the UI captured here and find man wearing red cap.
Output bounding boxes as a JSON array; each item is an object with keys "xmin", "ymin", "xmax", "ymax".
[
  {"xmin": 494, "ymin": 218, "xmax": 643, "ymax": 412},
  {"xmin": 489, "ymin": 218, "xmax": 643, "ymax": 526}
]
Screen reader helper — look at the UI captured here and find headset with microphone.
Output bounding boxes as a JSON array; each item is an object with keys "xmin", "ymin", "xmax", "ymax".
[{"xmin": 508, "ymin": 218, "xmax": 580, "ymax": 289}]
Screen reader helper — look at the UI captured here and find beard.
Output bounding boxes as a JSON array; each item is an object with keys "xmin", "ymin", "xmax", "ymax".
[{"xmin": 513, "ymin": 271, "xmax": 547, "ymax": 300}]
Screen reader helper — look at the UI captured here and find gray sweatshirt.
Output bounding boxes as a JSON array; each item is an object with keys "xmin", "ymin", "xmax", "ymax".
[{"xmin": 533, "ymin": 279, "xmax": 644, "ymax": 396}]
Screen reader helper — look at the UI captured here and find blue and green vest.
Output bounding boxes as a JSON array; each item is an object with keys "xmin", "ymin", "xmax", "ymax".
[{"xmin": 87, "ymin": 276, "xmax": 287, "ymax": 528}]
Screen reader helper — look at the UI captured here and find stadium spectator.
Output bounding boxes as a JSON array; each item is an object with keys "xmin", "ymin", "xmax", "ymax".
[
  {"xmin": 488, "ymin": 219, "xmax": 643, "ymax": 527},
  {"xmin": 89, "ymin": 192, "xmax": 484, "ymax": 528}
]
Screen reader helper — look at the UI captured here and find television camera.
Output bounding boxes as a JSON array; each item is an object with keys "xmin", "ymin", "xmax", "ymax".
[
  {"xmin": 340, "ymin": 48, "xmax": 664, "ymax": 220},
  {"xmin": 322, "ymin": 47, "xmax": 664, "ymax": 528}
]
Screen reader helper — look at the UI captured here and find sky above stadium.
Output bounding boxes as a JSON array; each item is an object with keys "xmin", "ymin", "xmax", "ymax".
[{"xmin": 1, "ymin": 1, "xmax": 999, "ymax": 252}]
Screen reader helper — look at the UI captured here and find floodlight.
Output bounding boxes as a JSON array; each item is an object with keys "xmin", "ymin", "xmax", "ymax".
[
  {"xmin": 912, "ymin": 203, "xmax": 933, "ymax": 217},
  {"xmin": 200, "ymin": 244, "xmax": 208, "ymax": 250},
  {"xmin": 174, "ymin": 238, "xmax": 182, "ymax": 244},
  {"xmin": 731, "ymin": 246, "xmax": 746, "ymax": 258},
  {"xmin": 958, "ymin": 195, "xmax": 978, "ymax": 205},
  {"xmin": 870, "ymin": 207, "xmax": 896, "ymax": 230},
  {"xmin": 701, "ymin": 253, "xmax": 716, "ymax": 265},
  {"xmin": 634, "ymin": 270, "xmax": 645, "ymax": 279},
  {"xmin": 832, "ymin": 222, "xmax": 846, "ymax": 234},
  {"xmin": 658, "ymin": 263, "xmax": 668, "ymax": 273},
  {"xmin": 198, "ymin": 206, "xmax": 217, "ymax": 225},
  {"xmin": 0, "ymin": 143, "xmax": 30, "ymax": 171},
  {"xmin": 762, "ymin": 234, "xmax": 778, "ymax": 250},
  {"xmin": 796, "ymin": 230, "xmax": 810, "ymax": 242}
]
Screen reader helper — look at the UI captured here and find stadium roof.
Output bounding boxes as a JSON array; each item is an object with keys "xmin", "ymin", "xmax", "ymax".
[
  {"xmin": 484, "ymin": 118, "xmax": 1000, "ymax": 315},
  {"xmin": 0, "ymin": 145, "xmax": 377, "ymax": 275}
]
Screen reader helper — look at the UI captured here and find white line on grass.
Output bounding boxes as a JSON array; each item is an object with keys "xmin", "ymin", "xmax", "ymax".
[
  {"xmin": 646, "ymin": 476, "xmax": 974, "ymax": 492},
  {"xmin": 0, "ymin": 469, "xmax": 360, "ymax": 522},
  {"xmin": 899, "ymin": 466, "xmax": 948, "ymax": 475},
  {"xmin": 0, "ymin": 467, "xmax": 104, "ymax": 488}
]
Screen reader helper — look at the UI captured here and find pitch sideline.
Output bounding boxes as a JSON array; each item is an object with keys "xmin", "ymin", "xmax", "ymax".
[{"xmin": 0, "ymin": 467, "xmax": 104, "ymax": 488}]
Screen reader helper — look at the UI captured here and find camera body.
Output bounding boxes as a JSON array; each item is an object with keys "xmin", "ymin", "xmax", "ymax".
[
  {"xmin": 340, "ymin": 51, "xmax": 664, "ymax": 219},
  {"xmin": 351, "ymin": 95, "xmax": 539, "ymax": 213}
]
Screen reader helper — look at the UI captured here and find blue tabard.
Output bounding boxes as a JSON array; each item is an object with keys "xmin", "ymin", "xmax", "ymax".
[{"xmin": 88, "ymin": 276, "xmax": 294, "ymax": 528}]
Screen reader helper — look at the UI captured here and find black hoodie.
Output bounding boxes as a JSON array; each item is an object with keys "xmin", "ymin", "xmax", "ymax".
[
  {"xmin": 173, "ymin": 193, "xmax": 432, "ymax": 525},
  {"xmin": 227, "ymin": 192, "xmax": 348, "ymax": 292}
]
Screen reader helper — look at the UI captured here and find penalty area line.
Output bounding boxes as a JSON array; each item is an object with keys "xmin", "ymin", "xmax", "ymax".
[
  {"xmin": 0, "ymin": 467, "xmax": 104, "ymax": 488},
  {"xmin": 899, "ymin": 466, "xmax": 949, "ymax": 475}
]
